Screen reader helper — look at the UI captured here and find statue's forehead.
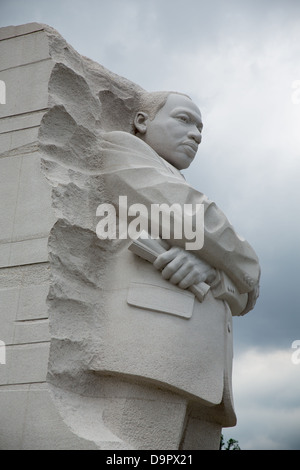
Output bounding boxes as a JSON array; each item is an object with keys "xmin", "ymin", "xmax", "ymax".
[{"xmin": 164, "ymin": 93, "xmax": 201, "ymax": 117}]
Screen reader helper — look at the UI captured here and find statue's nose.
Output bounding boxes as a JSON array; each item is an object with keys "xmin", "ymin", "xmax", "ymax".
[{"xmin": 188, "ymin": 127, "xmax": 202, "ymax": 144}]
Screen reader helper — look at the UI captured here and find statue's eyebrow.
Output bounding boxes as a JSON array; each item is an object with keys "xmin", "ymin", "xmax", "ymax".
[{"xmin": 171, "ymin": 107, "xmax": 203, "ymax": 130}]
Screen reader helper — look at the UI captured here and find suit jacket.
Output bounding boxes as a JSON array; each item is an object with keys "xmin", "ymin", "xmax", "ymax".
[{"xmin": 90, "ymin": 131, "xmax": 260, "ymax": 425}]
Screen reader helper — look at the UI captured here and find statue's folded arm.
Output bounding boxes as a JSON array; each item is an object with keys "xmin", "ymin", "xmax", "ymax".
[{"xmin": 100, "ymin": 131, "xmax": 260, "ymax": 296}]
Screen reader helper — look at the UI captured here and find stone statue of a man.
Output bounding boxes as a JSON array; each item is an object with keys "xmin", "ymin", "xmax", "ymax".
[
  {"xmin": 41, "ymin": 54, "xmax": 260, "ymax": 447},
  {"xmin": 80, "ymin": 91, "xmax": 260, "ymax": 449}
]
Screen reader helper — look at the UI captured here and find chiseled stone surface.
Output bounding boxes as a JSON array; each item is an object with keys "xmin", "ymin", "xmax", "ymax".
[{"xmin": 0, "ymin": 23, "xmax": 101, "ymax": 450}]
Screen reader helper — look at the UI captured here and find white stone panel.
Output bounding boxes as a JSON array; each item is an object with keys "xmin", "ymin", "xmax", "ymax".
[
  {"xmin": 0, "ymin": 238, "xmax": 49, "ymax": 268},
  {"xmin": 0, "ymin": 110, "xmax": 47, "ymax": 134},
  {"xmin": 0, "ymin": 154, "xmax": 21, "ymax": 243},
  {"xmin": 0, "ymin": 287, "xmax": 19, "ymax": 344},
  {"xmin": 0, "ymin": 384, "xmax": 98, "ymax": 449},
  {"xmin": 13, "ymin": 320, "xmax": 50, "ymax": 344},
  {"xmin": 0, "ymin": 151, "xmax": 55, "ymax": 267},
  {"xmin": 0, "ymin": 23, "xmax": 45, "ymax": 41},
  {"xmin": 17, "ymin": 283, "xmax": 49, "ymax": 321},
  {"xmin": 0, "ymin": 127, "xmax": 40, "ymax": 154},
  {"xmin": 0, "ymin": 59, "xmax": 53, "ymax": 118},
  {"xmin": 0, "ymin": 385, "xmax": 28, "ymax": 449},
  {"xmin": 0, "ymin": 30, "xmax": 49, "ymax": 71},
  {"xmin": 0, "ymin": 285, "xmax": 50, "ymax": 345},
  {"xmin": 11, "ymin": 153, "xmax": 55, "ymax": 242},
  {"xmin": 0, "ymin": 343, "xmax": 49, "ymax": 385}
]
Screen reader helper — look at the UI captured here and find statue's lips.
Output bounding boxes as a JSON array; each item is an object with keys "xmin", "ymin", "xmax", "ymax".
[{"xmin": 182, "ymin": 141, "xmax": 198, "ymax": 155}]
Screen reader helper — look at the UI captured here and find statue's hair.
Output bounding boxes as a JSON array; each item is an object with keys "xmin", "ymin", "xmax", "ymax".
[{"xmin": 136, "ymin": 90, "xmax": 192, "ymax": 121}]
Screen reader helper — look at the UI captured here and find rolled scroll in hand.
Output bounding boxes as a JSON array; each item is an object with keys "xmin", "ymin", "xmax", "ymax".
[{"xmin": 128, "ymin": 231, "xmax": 210, "ymax": 302}]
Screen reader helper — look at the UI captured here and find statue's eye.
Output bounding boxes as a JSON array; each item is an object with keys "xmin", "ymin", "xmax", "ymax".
[{"xmin": 177, "ymin": 115, "xmax": 189, "ymax": 123}]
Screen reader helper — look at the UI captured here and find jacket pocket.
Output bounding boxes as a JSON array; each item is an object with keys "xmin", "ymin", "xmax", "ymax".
[{"xmin": 127, "ymin": 281, "xmax": 195, "ymax": 319}]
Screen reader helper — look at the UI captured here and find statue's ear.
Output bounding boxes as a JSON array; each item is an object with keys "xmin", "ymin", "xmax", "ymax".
[{"xmin": 134, "ymin": 112, "xmax": 149, "ymax": 134}]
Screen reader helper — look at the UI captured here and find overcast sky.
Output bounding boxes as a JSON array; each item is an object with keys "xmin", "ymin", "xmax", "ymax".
[{"xmin": 1, "ymin": 0, "xmax": 300, "ymax": 450}]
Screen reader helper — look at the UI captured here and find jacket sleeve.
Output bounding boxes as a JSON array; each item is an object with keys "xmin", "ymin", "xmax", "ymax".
[{"xmin": 100, "ymin": 131, "xmax": 260, "ymax": 294}]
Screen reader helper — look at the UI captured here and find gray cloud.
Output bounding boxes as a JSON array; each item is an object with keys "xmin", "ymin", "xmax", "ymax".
[{"xmin": 223, "ymin": 348, "xmax": 300, "ymax": 449}]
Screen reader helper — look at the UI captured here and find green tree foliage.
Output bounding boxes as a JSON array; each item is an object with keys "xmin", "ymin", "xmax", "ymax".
[{"xmin": 219, "ymin": 433, "xmax": 241, "ymax": 450}]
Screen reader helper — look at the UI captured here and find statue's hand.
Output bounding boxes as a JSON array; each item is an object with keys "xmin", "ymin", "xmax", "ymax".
[
  {"xmin": 153, "ymin": 246, "xmax": 216, "ymax": 289},
  {"xmin": 241, "ymin": 283, "xmax": 260, "ymax": 315}
]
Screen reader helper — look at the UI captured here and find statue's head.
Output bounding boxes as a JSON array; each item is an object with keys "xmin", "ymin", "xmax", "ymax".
[{"xmin": 134, "ymin": 91, "xmax": 203, "ymax": 170}]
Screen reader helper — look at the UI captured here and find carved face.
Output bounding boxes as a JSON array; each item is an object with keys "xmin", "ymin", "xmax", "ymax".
[{"xmin": 136, "ymin": 93, "xmax": 203, "ymax": 170}]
